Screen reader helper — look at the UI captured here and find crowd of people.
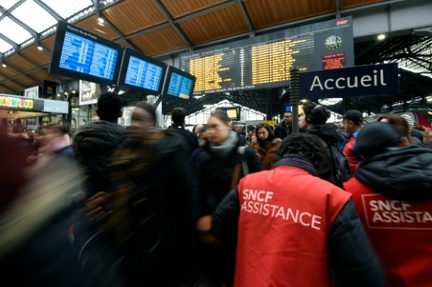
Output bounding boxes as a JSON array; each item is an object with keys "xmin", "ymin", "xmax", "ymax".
[{"xmin": 1, "ymin": 93, "xmax": 432, "ymax": 287}]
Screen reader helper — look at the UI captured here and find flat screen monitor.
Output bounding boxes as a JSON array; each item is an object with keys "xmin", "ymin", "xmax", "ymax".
[
  {"xmin": 49, "ymin": 20, "xmax": 123, "ymax": 86},
  {"xmin": 118, "ymin": 48, "xmax": 167, "ymax": 95},
  {"xmin": 220, "ymin": 107, "xmax": 241, "ymax": 121},
  {"xmin": 162, "ymin": 66, "xmax": 196, "ymax": 100}
]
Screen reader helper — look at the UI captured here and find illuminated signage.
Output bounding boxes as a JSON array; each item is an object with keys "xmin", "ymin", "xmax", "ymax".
[
  {"xmin": 0, "ymin": 94, "xmax": 44, "ymax": 111},
  {"xmin": 0, "ymin": 96, "xmax": 34, "ymax": 109},
  {"xmin": 181, "ymin": 17, "xmax": 354, "ymax": 95},
  {"xmin": 299, "ymin": 63, "xmax": 399, "ymax": 99}
]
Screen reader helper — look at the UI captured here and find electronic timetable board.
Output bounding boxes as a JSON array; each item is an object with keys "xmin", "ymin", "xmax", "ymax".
[
  {"xmin": 180, "ymin": 17, "xmax": 353, "ymax": 95},
  {"xmin": 49, "ymin": 21, "xmax": 123, "ymax": 86}
]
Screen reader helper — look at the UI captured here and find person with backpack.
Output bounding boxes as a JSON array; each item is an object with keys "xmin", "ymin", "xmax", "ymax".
[
  {"xmin": 190, "ymin": 109, "xmax": 263, "ymax": 286},
  {"xmin": 299, "ymin": 101, "xmax": 351, "ymax": 188}
]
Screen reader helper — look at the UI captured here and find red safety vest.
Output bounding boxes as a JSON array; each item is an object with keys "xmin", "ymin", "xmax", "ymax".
[
  {"xmin": 344, "ymin": 177, "xmax": 432, "ymax": 287},
  {"xmin": 235, "ymin": 165, "xmax": 351, "ymax": 287}
]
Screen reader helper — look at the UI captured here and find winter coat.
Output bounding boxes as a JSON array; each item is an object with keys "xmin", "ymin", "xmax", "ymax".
[
  {"xmin": 344, "ymin": 145, "xmax": 432, "ymax": 286},
  {"xmin": 212, "ymin": 155, "xmax": 385, "ymax": 287},
  {"xmin": 73, "ymin": 121, "xmax": 125, "ymax": 198}
]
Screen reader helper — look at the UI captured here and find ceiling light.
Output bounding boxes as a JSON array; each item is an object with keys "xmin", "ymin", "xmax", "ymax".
[
  {"xmin": 97, "ymin": 17, "xmax": 104, "ymax": 24},
  {"xmin": 37, "ymin": 45, "xmax": 43, "ymax": 51},
  {"xmin": 377, "ymin": 34, "xmax": 386, "ymax": 40},
  {"xmin": 1, "ymin": 63, "xmax": 6, "ymax": 68}
]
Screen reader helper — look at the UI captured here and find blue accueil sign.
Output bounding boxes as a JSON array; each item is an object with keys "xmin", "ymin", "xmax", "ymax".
[{"xmin": 299, "ymin": 63, "xmax": 399, "ymax": 99}]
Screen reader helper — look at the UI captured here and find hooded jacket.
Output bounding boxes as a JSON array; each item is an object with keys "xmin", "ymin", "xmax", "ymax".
[
  {"xmin": 306, "ymin": 123, "xmax": 346, "ymax": 150},
  {"xmin": 344, "ymin": 145, "xmax": 432, "ymax": 287},
  {"xmin": 73, "ymin": 120, "xmax": 125, "ymax": 198}
]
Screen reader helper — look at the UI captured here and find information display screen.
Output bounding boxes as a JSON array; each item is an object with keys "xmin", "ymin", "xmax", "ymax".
[
  {"xmin": 162, "ymin": 66, "xmax": 196, "ymax": 100},
  {"xmin": 180, "ymin": 17, "xmax": 353, "ymax": 95},
  {"xmin": 49, "ymin": 21, "xmax": 123, "ymax": 86},
  {"xmin": 118, "ymin": 48, "xmax": 167, "ymax": 95}
]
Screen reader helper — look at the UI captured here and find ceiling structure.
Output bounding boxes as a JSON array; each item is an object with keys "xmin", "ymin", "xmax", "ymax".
[{"xmin": 0, "ymin": 0, "xmax": 431, "ymax": 117}]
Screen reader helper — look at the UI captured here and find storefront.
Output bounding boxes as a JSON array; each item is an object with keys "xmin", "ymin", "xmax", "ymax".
[{"xmin": 0, "ymin": 94, "xmax": 69, "ymax": 130}]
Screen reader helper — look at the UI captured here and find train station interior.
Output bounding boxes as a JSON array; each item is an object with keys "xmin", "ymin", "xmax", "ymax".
[{"xmin": 0, "ymin": 0, "xmax": 431, "ymax": 126}]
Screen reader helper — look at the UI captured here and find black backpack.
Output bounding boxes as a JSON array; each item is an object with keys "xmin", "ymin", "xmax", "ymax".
[{"xmin": 326, "ymin": 142, "xmax": 352, "ymax": 188}]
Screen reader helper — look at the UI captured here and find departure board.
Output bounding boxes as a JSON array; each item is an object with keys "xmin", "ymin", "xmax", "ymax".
[
  {"xmin": 60, "ymin": 32, "xmax": 119, "ymax": 80},
  {"xmin": 162, "ymin": 66, "xmax": 196, "ymax": 100},
  {"xmin": 50, "ymin": 21, "xmax": 123, "ymax": 86},
  {"xmin": 118, "ymin": 48, "xmax": 167, "ymax": 95},
  {"xmin": 124, "ymin": 56, "xmax": 164, "ymax": 91},
  {"xmin": 180, "ymin": 17, "xmax": 353, "ymax": 95}
]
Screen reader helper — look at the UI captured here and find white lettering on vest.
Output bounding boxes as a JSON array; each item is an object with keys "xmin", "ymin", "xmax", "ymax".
[{"xmin": 240, "ymin": 188, "xmax": 322, "ymax": 230}]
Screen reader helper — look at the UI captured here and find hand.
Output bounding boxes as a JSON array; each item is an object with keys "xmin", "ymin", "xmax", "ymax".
[{"xmin": 85, "ymin": 192, "xmax": 112, "ymax": 223}]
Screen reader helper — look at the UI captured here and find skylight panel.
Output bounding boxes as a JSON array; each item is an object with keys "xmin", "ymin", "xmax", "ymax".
[
  {"xmin": 0, "ymin": 0, "xmax": 19, "ymax": 10},
  {"xmin": 12, "ymin": 0, "xmax": 57, "ymax": 33},
  {"xmin": 40, "ymin": 0, "xmax": 93, "ymax": 19},
  {"xmin": 0, "ymin": 17, "xmax": 32, "ymax": 44},
  {"xmin": 0, "ymin": 38, "xmax": 14, "ymax": 53}
]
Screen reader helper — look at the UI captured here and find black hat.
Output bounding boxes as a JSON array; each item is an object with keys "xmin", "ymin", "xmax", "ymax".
[
  {"xmin": 356, "ymin": 122, "xmax": 403, "ymax": 159},
  {"xmin": 343, "ymin": 109, "xmax": 363, "ymax": 124}
]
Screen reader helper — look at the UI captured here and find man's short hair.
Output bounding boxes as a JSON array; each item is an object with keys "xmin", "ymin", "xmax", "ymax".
[
  {"xmin": 171, "ymin": 107, "xmax": 187, "ymax": 123},
  {"xmin": 277, "ymin": 133, "xmax": 330, "ymax": 175},
  {"xmin": 343, "ymin": 110, "xmax": 364, "ymax": 125},
  {"xmin": 97, "ymin": 92, "xmax": 123, "ymax": 122}
]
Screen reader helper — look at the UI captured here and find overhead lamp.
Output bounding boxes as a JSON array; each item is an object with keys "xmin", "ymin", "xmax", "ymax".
[
  {"xmin": 377, "ymin": 34, "xmax": 386, "ymax": 40},
  {"xmin": 37, "ymin": 45, "xmax": 43, "ymax": 51},
  {"xmin": 1, "ymin": 63, "xmax": 6, "ymax": 68},
  {"xmin": 97, "ymin": 17, "xmax": 104, "ymax": 24}
]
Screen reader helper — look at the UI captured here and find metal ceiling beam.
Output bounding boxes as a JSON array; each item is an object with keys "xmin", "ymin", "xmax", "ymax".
[
  {"xmin": 0, "ymin": 33, "xmax": 18, "ymax": 51},
  {"xmin": 92, "ymin": 0, "xmax": 100, "ymax": 13},
  {"xmin": 0, "ymin": 0, "xmax": 26, "ymax": 21},
  {"xmin": 34, "ymin": 0, "xmax": 64, "ymax": 21},
  {"xmin": 0, "ymin": 61, "xmax": 40, "ymax": 86},
  {"xmin": 0, "ymin": 84, "xmax": 14, "ymax": 94},
  {"xmin": 98, "ymin": 13, "xmax": 142, "ymax": 51},
  {"xmin": 175, "ymin": 1, "xmax": 235, "ymax": 22},
  {"xmin": 153, "ymin": 0, "xmax": 193, "ymax": 48},
  {"xmin": 0, "ymin": 6, "xmax": 38, "ymax": 39},
  {"xmin": 236, "ymin": 0, "xmax": 255, "ymax": 36},
  {"xmin": 16, "ymin": 52, "xmax": 62, "ymax": 82},
  {"xmin": 0, "ymin": 70, "xmax": 27, "ymax": 90},
  {"xmin": 0, "ymin": 63, "xmax": 50, "ymax": 86},
  {"xmin": 125, "ymin": 23, "xmax": 171, "ymax": 40}
]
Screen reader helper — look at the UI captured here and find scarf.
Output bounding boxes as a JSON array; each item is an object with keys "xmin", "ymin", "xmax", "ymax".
[{"xmin": 209, "ymin": 131, "xmax": 238, "ymax": 158}]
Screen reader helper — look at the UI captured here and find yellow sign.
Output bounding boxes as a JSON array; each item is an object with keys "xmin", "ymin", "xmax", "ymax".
[{"xmin": 0, "ymin": 96, "xmax": 34, "ymax": 109}]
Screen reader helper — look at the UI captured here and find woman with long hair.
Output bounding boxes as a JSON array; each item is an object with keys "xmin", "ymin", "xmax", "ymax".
[{"xmin": 251, "ymin": 122, "xmax": 282, "ymax": 170}]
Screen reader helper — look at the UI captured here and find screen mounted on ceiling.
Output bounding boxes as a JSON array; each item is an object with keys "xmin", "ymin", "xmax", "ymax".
[
  {"xmin": 162, "ymin": 66, "xmax": 196, "ymax": 100},
  {"xmin": 49, "ymin": 20, "xmax": 123, "ymax": 86},
  {"xmin": 118, "ymin": 48, "xmax": 167, "ymax": 95}
]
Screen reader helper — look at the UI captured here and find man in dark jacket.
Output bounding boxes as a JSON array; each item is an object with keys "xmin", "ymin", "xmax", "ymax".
[
  {"xmin": 168, "ymin": 107, "xmax": 199, "ymax": 156},
  {"xmin": 344, "ymin": 122, "xmax": 432, "ymax": 286},
  {"xmin": 212, "ymin": 133, "xmax": 385, "ymax": 287},
  {"xmin": 274, "ymin": 111, "xmax": 292, "ymax": 139},
  {"xmin": 73, "ymin": 92, "xmax": 126, "ymax": 199}
]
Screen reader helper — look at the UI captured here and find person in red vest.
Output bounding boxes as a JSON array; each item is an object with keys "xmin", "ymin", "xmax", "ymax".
[
  {"xmin": 342, "ymin": 109, "xmax": 364, "ymax": 173},
  {"xmin": 212, "ymin": 133, "xmax": 385, "ymax": 287},
  {"xmin": 343, "ymin": 121, "xmax": 432, "ymax": 287}
]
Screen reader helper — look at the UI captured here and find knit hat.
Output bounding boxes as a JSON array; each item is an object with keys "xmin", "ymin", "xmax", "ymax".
[
  {"xmin": 343, "ymin": 109, "xmax": 364, "ymax": 124},
  {"xmin": 356, "ymin": 122, "xmax": 403, "ymax": 159}
]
